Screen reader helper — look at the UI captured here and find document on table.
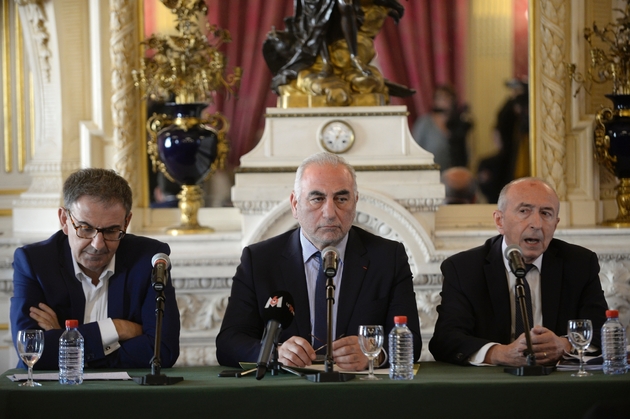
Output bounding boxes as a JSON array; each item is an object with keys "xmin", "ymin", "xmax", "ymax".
[
  {"xmin": 556, "ymin": 354, "xmax": 603, "ymax": 371},
  {"xmin": 7, "ymin": 372, "xmax": 132, "ymax": 382}
]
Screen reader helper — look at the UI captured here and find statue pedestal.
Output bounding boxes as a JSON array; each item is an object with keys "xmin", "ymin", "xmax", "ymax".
[{"xmin": 232, "ymin": 106, "xmax": 444, "ymax": 271}]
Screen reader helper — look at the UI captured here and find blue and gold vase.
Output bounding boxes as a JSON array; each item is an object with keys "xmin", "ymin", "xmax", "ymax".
[
  {"xmin": 595, "ymin": 94, "xmax": 630, "ymax": 227},
  {"xmin": 147, "ymin": 102, "xmax": 229, "ymax": 234}
]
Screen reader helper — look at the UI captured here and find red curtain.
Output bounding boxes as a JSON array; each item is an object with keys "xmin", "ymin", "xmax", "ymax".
[
  {"xmin": 202, "ymin": 0, "xmax": 468, "ymax": 167},
  {"xmin": 204, "ymin": 0, "xmax": 294, "ymax": 167},
  {"xmin": 374, "ymin": 0, "xmax": 469, "ymax": 126}
]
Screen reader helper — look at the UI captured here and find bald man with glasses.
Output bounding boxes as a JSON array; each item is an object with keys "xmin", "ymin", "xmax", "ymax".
[{"xmin": 10, "ymin": 168, "xmax": 180, "ymax": 370}]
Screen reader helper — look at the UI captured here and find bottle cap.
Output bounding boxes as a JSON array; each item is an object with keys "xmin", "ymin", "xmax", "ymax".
[
  {"xmin": 394, "ymin": 315, "xmax": 407, "ymax": 324},
  {"xmin": 606, "ymin": 309, "xmax": 619, "ymax": 318},
  {"xmin": 65, "ymin": 319, "xmax": 79, "ymax": 328}
]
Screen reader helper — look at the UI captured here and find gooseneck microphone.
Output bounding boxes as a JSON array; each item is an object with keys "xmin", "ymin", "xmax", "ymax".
[
  {"xmin": 321, "ymin": 246, "xmax": 339, "ymax": 277},
  {"xmin": 151, "ymin": 253, "xmax": 171, "ymax": 292},
  {"xmin": 504, "ymin": 245, "xmax": 526, "ymax": 277},
  {"xmin": 256, "ymin": 291, "xmax": 295, "ymax": 380}
]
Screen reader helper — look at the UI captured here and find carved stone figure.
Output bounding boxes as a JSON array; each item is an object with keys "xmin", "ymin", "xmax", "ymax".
[{"xmin": 263, "ymin": 0, "xmax": 413, "ymax": 107}]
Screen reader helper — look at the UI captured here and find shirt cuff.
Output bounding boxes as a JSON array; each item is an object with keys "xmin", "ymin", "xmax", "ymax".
[
  {"xmin": 468, "ymin": 342, "xmax": 499, "ymax": 366},
  {"xmin": 98, "ymin": 318, "xmax": 121, "ymax": 355}
]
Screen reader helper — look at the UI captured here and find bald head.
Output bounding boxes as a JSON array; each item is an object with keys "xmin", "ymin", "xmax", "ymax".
[
  {"xmin": 493, "ymin": 177, "xmax": 560, "ymax": 263},
  {"xmin": 442, "ymin": 167, "xmax": 476, "ymax": 204}
]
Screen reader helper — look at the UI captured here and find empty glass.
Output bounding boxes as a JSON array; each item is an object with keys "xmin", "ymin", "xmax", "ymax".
[
  {"xmin": 567, "ymin": 319, "xmax": 593, "ymax": 377},
  {"xmin": 358, "ymin": 325, "xmax": 384, "ymax": 381}
]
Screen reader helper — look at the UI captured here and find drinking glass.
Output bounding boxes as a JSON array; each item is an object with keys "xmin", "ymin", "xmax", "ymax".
[
  {"xmin": 358, "ymin": 325, "xmax": 384, "ymax": 381},
  {"xmin": 567, "ymin": 319, "xmax": 593, "ymax": 377},
  {"xmin": 16, "ymin": 329, "xmax": 44, "ymax": 387}
]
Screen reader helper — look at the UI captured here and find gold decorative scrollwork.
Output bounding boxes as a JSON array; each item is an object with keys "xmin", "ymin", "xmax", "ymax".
[{"xmin": 594, "ymin": 106, "xmax": 618, "ymax": 176}]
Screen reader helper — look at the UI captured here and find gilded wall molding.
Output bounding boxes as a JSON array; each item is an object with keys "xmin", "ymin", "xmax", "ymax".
[
  {"xmin": 537, "ymin": 0, "xmax": 568, "ymax": 199},
  {"xmin": 110, "ymin": 0, "xmax": 139, "ymax": 200}
]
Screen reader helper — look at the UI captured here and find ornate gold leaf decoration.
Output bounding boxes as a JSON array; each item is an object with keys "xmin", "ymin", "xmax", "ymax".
[{"xmin": 132, "ymin": 0, "xmax": 241, "ymax": 104}]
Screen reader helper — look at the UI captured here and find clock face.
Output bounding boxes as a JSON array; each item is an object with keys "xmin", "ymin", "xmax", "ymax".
[{"xmin": 320, "ymin": 120, "xmax": 355, "ymax": 154}]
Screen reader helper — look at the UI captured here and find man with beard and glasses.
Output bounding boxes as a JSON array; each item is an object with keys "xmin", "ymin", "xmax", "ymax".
[
  {"xmin": 216, "ymin": 152, "xmax": 421, "ymax": 371},
  {"xmin": 430, "ymin": 177, "xmax": 607, "ymax": 367},
  {"xmin": 10, "ymin": 168, "xmax": 180, "ymax": 369}
]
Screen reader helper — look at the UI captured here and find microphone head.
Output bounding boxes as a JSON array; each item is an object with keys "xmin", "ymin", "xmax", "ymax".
[
  {"xmin": 504, "ymin": 244, "xmax": 523, "ymax": 260},
  {"xmin": 321, "ymin": 246, "xmax": 339, "ymax": 260},
  {"xmin": 152, "ymin": 253, "xmax": 171, "ymax": 269},
  {"xmin": 262, "ymin": 291, "xmax": 295, "ymax": 329},
  {"xmin": 321, "ymin": 246, "xmax": 339, "ymax": 277}
]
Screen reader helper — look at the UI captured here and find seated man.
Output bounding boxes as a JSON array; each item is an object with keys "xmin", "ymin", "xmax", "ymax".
[
  {"xmin": 216, "ymin": 152, "xmax": 421, "ymax": 370},
  {"xmin": 11, "ymin": 168, "xmax": 180, "ymax": 369},
  {"xmin": 429, "ymin": 177, "xmax": 607, "ymax": 366}
]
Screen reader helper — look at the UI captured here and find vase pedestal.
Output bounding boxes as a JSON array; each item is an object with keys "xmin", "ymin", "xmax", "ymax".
[{"xmin": 165, "ymin": 184, "xmax": 214, "ymax": 235}]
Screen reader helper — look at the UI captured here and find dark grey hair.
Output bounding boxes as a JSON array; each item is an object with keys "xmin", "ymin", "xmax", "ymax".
[
  {"xmin": 63, "ymin": 168, "xmax": 133, "ymax": 215},
  {"xmin": 293, "ymin": 152, "xmax": 358, "ymax": 199}
]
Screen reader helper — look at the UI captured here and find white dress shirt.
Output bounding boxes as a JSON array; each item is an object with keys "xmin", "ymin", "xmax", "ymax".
[{"xmin": 72, "ymin": 254, "xmax": 121, "ymax": 355}]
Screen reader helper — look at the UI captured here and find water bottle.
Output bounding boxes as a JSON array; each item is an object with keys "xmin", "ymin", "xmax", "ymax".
[
  {"xmin": 59, "ymin": 319, "xmax": 84, "ymax": 385},
  {"xmin": 601, "ymin": 310, "xmax": 628, "ymax": 375},
  {"xmin": 389, "ymin": 315, "xmax": 414, "ymax": 380}
]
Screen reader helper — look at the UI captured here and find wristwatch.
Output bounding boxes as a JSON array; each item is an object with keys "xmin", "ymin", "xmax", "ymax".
[{"xmin": 319, "ymin": 120, "xmax": 355, "ymax": 154}]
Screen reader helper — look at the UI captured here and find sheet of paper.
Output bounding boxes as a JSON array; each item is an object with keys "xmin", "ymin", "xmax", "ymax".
[{"xmin": 7, "ymin": 372, "xmax": 132, "ymax": 382}]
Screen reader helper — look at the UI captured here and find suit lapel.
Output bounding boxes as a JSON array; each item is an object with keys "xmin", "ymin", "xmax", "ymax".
[
  {"xmin": 540, "ymin": 241, "xmax": 562, "ymax": 330},
  {"xmin": 107, "ymin": 248, "xmax": 127, "ymax": 319},
  {"xmin": 336, "ymin": 228, "xmax": 367, "ymax": 337},
  {"xmin": 280, "ymin": 230, "xmax": 311, "ymax": 339},
  {"xmin": 485, "ymin": 237, "xmax": 512, "ymax": 341}
]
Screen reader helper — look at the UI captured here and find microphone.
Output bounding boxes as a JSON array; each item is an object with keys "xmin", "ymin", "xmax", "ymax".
[
  {"xmin": 504, "ymin": 244, "xmax": 526, "ymax": 277},
  {"xmin": 321, "ymin": 246, "xmax": 339, "ymax": 277},
  {"xmin": 151, "ymin": 253, "xmax": 171, "ymax": 292},
  {"xmin": 256, "ymin": 291, "xmax": 295, "ymax": 380}
]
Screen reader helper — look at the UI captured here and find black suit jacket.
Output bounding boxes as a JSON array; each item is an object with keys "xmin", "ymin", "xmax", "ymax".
[
  {"xmin": 429, "ymin": 235, "xmax": 608, "ymax": 365},
  {"xmin": 216, "ymin": 226, "xmax": 422, "ymax": 367},
  {"xmin": 11, "ymin": 230, "xmax": 180, "ymax": 369}
]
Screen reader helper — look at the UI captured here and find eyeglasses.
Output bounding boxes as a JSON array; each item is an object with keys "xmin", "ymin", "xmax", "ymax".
[
  {"xmin": 310, "ymin": 333, "xmax": 345, "ymax": 352},
  {"xmin": 65, "ymin": 209, "xmax": 126, "ymax": 241}
]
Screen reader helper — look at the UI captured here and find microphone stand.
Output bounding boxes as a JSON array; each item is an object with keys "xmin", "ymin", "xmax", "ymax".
[
  {"xmin": 504, "ymin": 275, "xmax": 554, "ymax": 376},
  {"xmin": 267, "ymin": 340, "xmax": 304, "ymax": 378},
  {"xmin": 256, "ymin": 330, "xmax": 304, "ymax": 380},
  {"xmin": 306, "ymin": 273, "xmax": 354, "ymax": 382},
  {"xmin": 133, "ymin": 273, "xmax": 183, "ymax": 385}
]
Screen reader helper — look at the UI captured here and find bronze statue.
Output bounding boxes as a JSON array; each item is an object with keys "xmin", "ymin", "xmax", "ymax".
[{"xmin": 263, "ymin": 0, "xmax": 413, "ymax": 107}]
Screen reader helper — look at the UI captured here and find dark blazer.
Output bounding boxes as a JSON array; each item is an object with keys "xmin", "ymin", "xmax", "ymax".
[
  {"xmin": 10, "ymin": 230, "xmax": 180, "ymax": 369},
  {"xmin": 429, "ymin": 235, "xmax": 608, "ymax": 365},
  {"xmin": 216, "ymin": 226, "xmax": 422, "ymax": 367}
]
